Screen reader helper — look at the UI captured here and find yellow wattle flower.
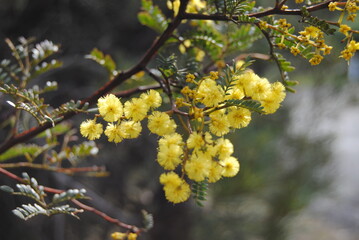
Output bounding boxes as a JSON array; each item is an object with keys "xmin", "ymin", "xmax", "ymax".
[
  {"xmin": 97, "ymin": 94, "xmax": 123, "ymax": 122},
  {"xmin": 80, "ymin": 119, "xmax": 103, "ymax": 140}
]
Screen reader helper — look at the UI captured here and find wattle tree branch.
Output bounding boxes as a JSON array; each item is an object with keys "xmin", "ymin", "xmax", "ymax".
[
  {"xmin": 183, "ymin": 0, "xmax": 338, "ymax": 21},
  {"xmin": 0, "ymin": 0, "xmax": 189, "ymax": 155},
  {"xmin": 0, "ymin": 167, "xmax": 142, "ymax": 233}
]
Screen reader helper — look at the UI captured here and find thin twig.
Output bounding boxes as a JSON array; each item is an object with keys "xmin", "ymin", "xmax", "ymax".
[
  {"xmin": 0, "ymin": 0, "xmax": 190, "ymax": 155},
  {"xmin": 0, "ymin": 167, "xmax": 141, "ymax": 233},
  {"xmin": 183, "ymin": 0, "xmax": 337, "ymax": 20},
  {"xmin": 0, "ymin": 162, "xmax": 108, "ymax": 176}
]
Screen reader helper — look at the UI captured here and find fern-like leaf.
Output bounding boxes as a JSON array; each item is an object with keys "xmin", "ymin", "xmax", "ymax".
[
  {"xmin": 51, "ymin": 189, "xmax": 87, "ymax": 206},
  {"xmin": 12, "ymin": 203, "xmax": 47, "ymax": 220},
  {"xmin": 192, "ymin": 181, "xmax": 208, "ymax": 207},
  {"xmin": 226, "ymin": 99, "xmax": 264, "ymax": 113}
]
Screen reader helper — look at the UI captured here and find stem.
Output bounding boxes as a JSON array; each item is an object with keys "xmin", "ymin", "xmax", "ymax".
[
  {"xmin": 0, "ymin": 162, "xmax": 108, "ymax": 175},
  {"xmin": 0, "ymin": 0, "xmax": 190, "ymax": 155},
  {"xmin": 183, "ymin": 0, "xmax": 338, "ymax": 20},
  {"xmin": 0, "ymin": 167, "xmax": 141, "ymax": 233}
]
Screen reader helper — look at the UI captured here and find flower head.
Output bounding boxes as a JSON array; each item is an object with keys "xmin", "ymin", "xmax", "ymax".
[
  {"xmin": 104, "ymin": 123, "xmax": 124, "ymax": 143},
  {"xmin": 80, "ymin": 119, "xmax": 103, "ymax": 140},
  {"xmin": 157, "ymin": 134, "xmax": 184, "ymax": 170},
  {"xmin": 196, "ymin": 78, "xmax": 225, "ymax": 107},
  {"xmin": 148, "ymin": 111, "xmax": 177, "ymax": 136},
  {"xmin": 124, "ymin": 98, "xmax": 149, "ymax": 121},
  {"xmin": 160, "ymin": 172, "xmax": 191, "ymax": 203},
  {"xmin": 220, "ymin": 156, "xmax": 240, "ymax": 177},
  {"xmin": 119, "ymin": 121, "xmax": 142, "ymax": 139},
  {"xmin": 140, "ymin": 89, "xmax": 162, "ymax": 109},
  {"xmin": 227, "ymin": 107, "xmax": 251, "ymax": 129},
  {"xmin": 207, "ymin": 161, "xmax": 223, "ymax": 183},
  {"xmin": 185, "ymin": 152, "xmax": 211, "ymax": 182},
  {"xmin": 97, "ymin": 94, "xmax": 123, "ymax": 122},
  {"xmin": 209, "ymin": 111, "xmax": 230, "ymax": 136}
]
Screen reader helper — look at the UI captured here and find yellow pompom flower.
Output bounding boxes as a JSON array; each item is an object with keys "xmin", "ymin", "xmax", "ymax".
[
  {"xmin": 220, "ymin": 156, "xmax": 240, "ymax": 177},
  {"xmin": 104, "ymin": 123, "xmax": 124, "ymax": 143},
  {"xmin": 234, "ymin": 70, "xmax": 260, "ymax": 94},
  {"xmin": 80, "ymin": 119, "xmax": 103, "ymax": 140},
  {"xmin": 119, "ymin": 120, "xmax": 142, "ymax": 139},
  {"xmin": 187, "ymin": 132, "xmax": 205, "ymax": 149},
  {"xmin": 97, "ymin": 94, "xmax": 123, "ymax": 122},
  {"xmin": 184, "ymin": 152, "xmax": 211, "ymax": 182},
  {"xmin": 196, "ymin": 78, "xmax": 225, "ymax": 107},
  {"xmin": 159, "ymin": 133, "xmax": 183, "ymax": 147},
  {"xmin": 260, "ymin": 93, "xmax": 281, "ymax": 114},
  {"xmin": 160, "ymin": 171, "xmax": 181, "ymax": 185},
  {"xmin": 215, "ymin": 138, "xmax": 234, "ymax": 160},
  {"xmin": 157, "ymin": 145, "xmax": 183, "ymax": 170},
  {"xmin": 225, "ymin": 86, "xmax": 245, "ymax": 101},
  {"xmin": 160, "ymin": 172, "xmax": 191, "ymax": 203},
  {"xmin": 271, "ymin": 82, "xmax": 286, "ymax": 103},
  {"xmin": 207, "ymin": 161, "xmax": 223, "ymax": 183},
  {"xmin": 209, "ymin": 111, "xmax": 230, "ymax": 136},
  {"xmin": 124, "ymin": 98, "xmax": 149, "ymax": 121},
  {"xmin": 148, "ymin": 111, "xmax": 177, "ymax": 136},
  {"xmin": 157, "ymin": 134, "xmax": 184, "ymax": 170},
  {"xmin": 245, "ymin": 77, "xmax": 271, "ymax": 101},
  {"xmin": 227, "ymin": 107, "xmax": 251, "ymax": 129},
  {"xmin": 127, "ymin": 233, "xmax": 138, "ymax": 240},
  {"xmin": 140, "ymin": 89, "xmax": 162, "ymax": 109},
  {"xmin": 111, "ymin": 232, "xmax": 126, "ymax": 240}
]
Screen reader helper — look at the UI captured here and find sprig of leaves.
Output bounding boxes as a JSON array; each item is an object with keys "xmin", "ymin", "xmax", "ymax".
[
  {"xmin": 192, "ymin": 181, "xmax": 208, "ymax": 207},
  {"xmin": 0, "ymin": 173, "xmax": 87, "ymax": 220}
]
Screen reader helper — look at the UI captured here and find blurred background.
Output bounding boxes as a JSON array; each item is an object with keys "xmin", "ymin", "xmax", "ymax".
[{"xmin": 0, "ymin": 0, "xmax": 359, "ymax": 239}]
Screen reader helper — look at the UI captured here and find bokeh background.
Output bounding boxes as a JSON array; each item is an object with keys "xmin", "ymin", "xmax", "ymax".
[{"xmin": 0, "ymin": 0, "xmax": 359, "ymax": 240}]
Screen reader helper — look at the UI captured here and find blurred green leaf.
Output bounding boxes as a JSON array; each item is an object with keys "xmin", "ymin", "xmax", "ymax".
[{"xmin": 0, "ymin": 144, "xmax": 43, "ymax": 162}]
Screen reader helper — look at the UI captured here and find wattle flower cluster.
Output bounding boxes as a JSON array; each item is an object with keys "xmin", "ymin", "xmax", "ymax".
[
  {"xmin": 155, "ymin": 69, "xmax": 286, "ymax": 204},
  {"xmin": 80, "ymin": 67, "xmax": 286, "ymax": 204},
  {"xmin": 80, "ymin": 89, "xmax": 162, "ymax": 142}
]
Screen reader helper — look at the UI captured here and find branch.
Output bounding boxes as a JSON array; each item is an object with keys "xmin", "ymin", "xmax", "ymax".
[
  {"xmin": 0, "ymin": 0, "xmax": 190, "ymax": 155},
  {"xmin": 183, "ymin": 0, "xmax": 337, "ymax": 20},
  {"xmin": 0, "ymin": 162, "xmax": 108, "ymax": 176},
  {"xmin": 0, "ymin": 167, "xmax": 142, "ymax": 233}
]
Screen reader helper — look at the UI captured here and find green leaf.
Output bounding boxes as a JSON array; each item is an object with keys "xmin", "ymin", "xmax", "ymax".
[
  {"xmin": 192, "ymin": 181, "xmax": 208, "ymax": 207},
  {"xmin": 0, "ymin": 185, "xmax": 14, "ymax": 193},
  {"xmin": 228, "ymin": 23, "xmax": 263, "ymax": 52},
  {"xmin": 226, "ymin": 99, "xmax": 264, "ymax": 113},
  {"xmin": 86, "ymin": 48, "xmax": 117, "ymax": 76},
  {"xmin": 51, "ymin": 188, "xmax": 87, "ymax": 205},
  {"xmin": 138, "ymin": 0, "xmax": 168, "ymax": 33},
  {"xmin": 274, "ymin": 53, "xmax": 295, "ymax": 72},
  {"xmin": 32, "ymin": 60, "xmax": 63, "ymax": 79},
  {"xmin": 0, "ymin": 144, "xmax": 43, "ymax": 162}
]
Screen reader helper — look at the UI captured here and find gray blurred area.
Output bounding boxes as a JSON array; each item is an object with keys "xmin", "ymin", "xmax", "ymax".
[{"xmin": 0, "ymin": 1, "xmax": 359, "ymax": 240}]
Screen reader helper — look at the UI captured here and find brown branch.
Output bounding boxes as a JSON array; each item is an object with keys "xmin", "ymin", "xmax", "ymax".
[
  {"xmin": 0, "ymin": 0, "xmax": 190, "ymax": 155},
  {"xmin": 0, "ymin": 167, "xmax": 141, "ymax": 233},
  {"xmin": 183, "ymin": 0, "xmax": 337, "ymax": 20},
  {"xmin": 71, "ymin": 199, "xmax": 141, "ymax": 233},
  {"xmin": 0, "ymin": 162, "xmax": 108, "ymax": 176}
]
